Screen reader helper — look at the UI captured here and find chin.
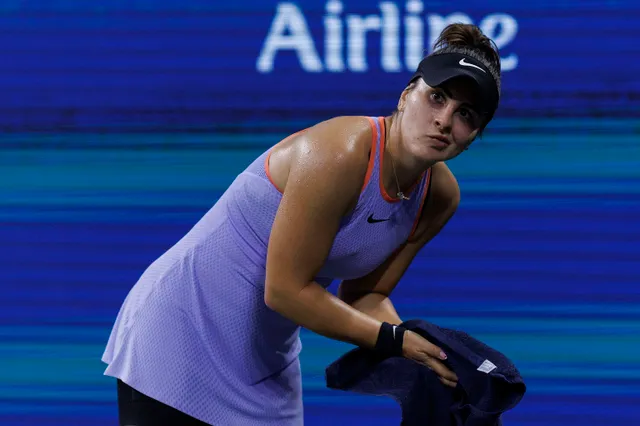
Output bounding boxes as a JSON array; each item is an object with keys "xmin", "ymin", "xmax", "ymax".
[
  {"xmin": 421, "ymin": 145, "xmax": 451, "ymax": 162},
  {"xmin": 433, "ymin": 143, "xmax": 466, "ymax": 160},
  {"xmin": 406, "ymin": 139, "xmax": 452, "ymax": 164}
]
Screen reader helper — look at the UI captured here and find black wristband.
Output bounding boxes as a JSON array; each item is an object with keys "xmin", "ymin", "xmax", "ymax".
[{"xmin": 374, "ymin": 322, "xmax": 406, "ymax": 358}]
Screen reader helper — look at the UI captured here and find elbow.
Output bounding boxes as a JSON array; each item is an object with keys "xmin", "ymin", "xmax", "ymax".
[
  {"xmin": 264, "ymin": 285, "xmax": 282, "ymax": 311},
  {"xmin": 264, "ymin": 281, "xmax": 292, "ymax": 313}
]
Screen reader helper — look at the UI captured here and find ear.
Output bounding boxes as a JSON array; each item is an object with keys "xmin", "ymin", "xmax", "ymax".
[{"xmin": 397, "ymin": 82, "xmax": 414, "ymax": 112}]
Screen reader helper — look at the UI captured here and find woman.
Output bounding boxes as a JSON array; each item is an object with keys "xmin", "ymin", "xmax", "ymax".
[{"xmin": 102, "ymin": 23, "xmax": 502, "ymax": 426}]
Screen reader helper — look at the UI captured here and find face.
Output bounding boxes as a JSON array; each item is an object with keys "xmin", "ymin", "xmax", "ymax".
[{"xmin": 397, "ymin": 77, "xmax": 485, "ymax": 163}]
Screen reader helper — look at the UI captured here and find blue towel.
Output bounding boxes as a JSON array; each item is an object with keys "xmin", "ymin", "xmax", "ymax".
[{"xmin": 325, "ymin": 319, "xmax": 526, "ymax": 425}]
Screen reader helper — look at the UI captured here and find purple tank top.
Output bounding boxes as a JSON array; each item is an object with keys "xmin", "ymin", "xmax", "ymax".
[{"xmin": 101, "ymin": 116, "xmax": 431, "ymax": 426}]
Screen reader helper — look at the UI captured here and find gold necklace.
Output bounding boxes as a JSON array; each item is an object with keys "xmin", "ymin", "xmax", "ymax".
[{"xmin": 387, "ymin": 140, "xmax": 410, "ymax": 201}]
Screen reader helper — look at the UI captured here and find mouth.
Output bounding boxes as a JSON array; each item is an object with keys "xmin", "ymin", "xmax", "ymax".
[{"xmin": 427, "ymin": 135, "xmax": 450, "ymax": 150}]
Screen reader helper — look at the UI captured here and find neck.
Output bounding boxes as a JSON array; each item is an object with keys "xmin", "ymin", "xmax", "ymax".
[{"xmin": 383, "ymin": 115, "xmax": 435, "ymax": 198}]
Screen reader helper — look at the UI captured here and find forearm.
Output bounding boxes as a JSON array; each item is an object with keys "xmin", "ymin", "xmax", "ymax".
[
  {"xmin": 266, "ymin": 281, "xmax": 382, "ymax": 349},
  {"xmin": 350, "ymin": 292, "xmax": 403, "ymax": 325}
]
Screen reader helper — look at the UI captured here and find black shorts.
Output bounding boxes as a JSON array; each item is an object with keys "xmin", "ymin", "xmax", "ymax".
[{"xmin": 117, "ymin": 379, "xmax": 211, "ymax": 426}]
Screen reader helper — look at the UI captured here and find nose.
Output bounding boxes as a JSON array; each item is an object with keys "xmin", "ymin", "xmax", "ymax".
[{"xmin": 434, "ymin": 107, "xmax": 454, "ymax": 133}]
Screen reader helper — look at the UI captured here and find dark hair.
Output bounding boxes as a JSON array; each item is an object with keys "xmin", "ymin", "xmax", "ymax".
[
  {"xmin": 431, "ymin": 23, "xmax": 501, "ymax": 97},
  {"xmin": 393, "ymin": 23, "xmax": 501, "ymax": 132}
]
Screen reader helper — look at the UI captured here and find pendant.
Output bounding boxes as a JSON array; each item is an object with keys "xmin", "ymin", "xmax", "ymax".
[{"xmin": 397, "ymin": 191, "xmax": 410, "ymax": 201}]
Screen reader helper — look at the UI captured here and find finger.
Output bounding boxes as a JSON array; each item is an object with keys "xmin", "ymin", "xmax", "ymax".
[
  {"xmin": 415, "ymin": 356, "xmax": 458, "ymax": 384},
  {"xmin": 425, "ymin": 358, "xmax": 458, "ymax": 383},
  {"xmin": 419, "ymin": 340, "xmax": 448, "ymax": 362},
  {"xmin": 439, "ymin": 377, "xmax": 457, "ymax": 388}
]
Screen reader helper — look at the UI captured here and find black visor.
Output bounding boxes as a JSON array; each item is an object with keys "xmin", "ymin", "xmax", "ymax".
[{"xmin": 410, "ymin": 53, "xmax": 500, "ymax": 121}]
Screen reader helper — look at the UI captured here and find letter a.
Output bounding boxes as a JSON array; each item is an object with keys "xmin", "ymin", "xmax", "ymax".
[{"xmin": 257, "ymin": 3, "xmax": 323, "ymax": 73}]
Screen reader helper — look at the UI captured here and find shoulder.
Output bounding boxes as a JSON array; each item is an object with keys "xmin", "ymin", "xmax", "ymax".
[
  {"xmin": 267, "ymin": 115, "xmax": 378, "ymax": 202},
  {"xmin": 296, "ymin": 115, "xmax": 374, "ymax": 160},
  {"xmin": 273, "ymin": 116, "xmax": 378, "ymax": 221},
  {"xmin": 289, "ymin": 115, "xmax": 375, "ymax": 185}
]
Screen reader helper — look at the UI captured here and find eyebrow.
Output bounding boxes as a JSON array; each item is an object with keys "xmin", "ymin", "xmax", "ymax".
[{"xmin": 437, "ymin": 86, "xmax": 482, "ymax": 116}]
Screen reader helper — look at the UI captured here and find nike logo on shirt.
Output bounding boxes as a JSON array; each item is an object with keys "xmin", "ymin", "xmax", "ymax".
[{"xmin": 367, "ymin": 214, "xmax": 390, "ymax": 224}]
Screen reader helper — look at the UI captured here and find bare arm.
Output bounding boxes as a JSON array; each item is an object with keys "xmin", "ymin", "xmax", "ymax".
[
  {"xmin": 264, "ymin": 117, "xmax": 383, "ymax": 349},
  {"xmin": 265, "ymin": 132, "xmax": 460, "ymax": 386},
  {"xmin": 339, "ymin": 161, "xmax": 461, "ymax": 324}
]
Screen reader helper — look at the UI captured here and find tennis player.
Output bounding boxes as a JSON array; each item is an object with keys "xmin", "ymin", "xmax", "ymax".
[{"xmin": 103, "ymin": 23, "xmax": 502, "ymax": 426}]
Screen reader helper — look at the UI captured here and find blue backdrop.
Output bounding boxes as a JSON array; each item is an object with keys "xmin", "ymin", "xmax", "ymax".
[{"xmin": 2, "ymin": 0, "xmax": 639, "ymax": 425}]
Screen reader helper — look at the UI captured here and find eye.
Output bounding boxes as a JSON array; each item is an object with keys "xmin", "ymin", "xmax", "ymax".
[
  {"xmin": 430, "ymin": 91, "xmax": 445, "ymax": 103},
  {"xmin": 459, "ymin": 108, "xmax": 477, "ymax": 124}
]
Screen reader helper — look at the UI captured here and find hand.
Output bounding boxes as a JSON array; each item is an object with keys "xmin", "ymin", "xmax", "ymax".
[{"xmin": 402, "ymin": 330, "xmax": 458, "ymax": 387}]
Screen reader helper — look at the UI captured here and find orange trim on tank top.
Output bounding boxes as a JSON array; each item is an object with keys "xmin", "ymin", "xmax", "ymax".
[
  {"xmin": 407, "ymin": 168, "xmax": 432, "ymax": 242},
  {"xmin": 377, "ymin": 116, "xmax": 424, "ymax": 203},
  {"xmin": 361, "ymin": 117, "xmax": 378, "ymax": 193},
  {"xmin": 264, "ymin": 129, "xmax": 306, "ymax": 194}
]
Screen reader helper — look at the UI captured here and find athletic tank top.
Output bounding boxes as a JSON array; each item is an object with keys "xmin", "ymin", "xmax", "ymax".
[
  {"xmin": 101, "ymin": 116, "xmax": 432, "ymax": 426},
  {"xmin": 260, "ymin": 116, "xmax": 432, "ymax": 281}
]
